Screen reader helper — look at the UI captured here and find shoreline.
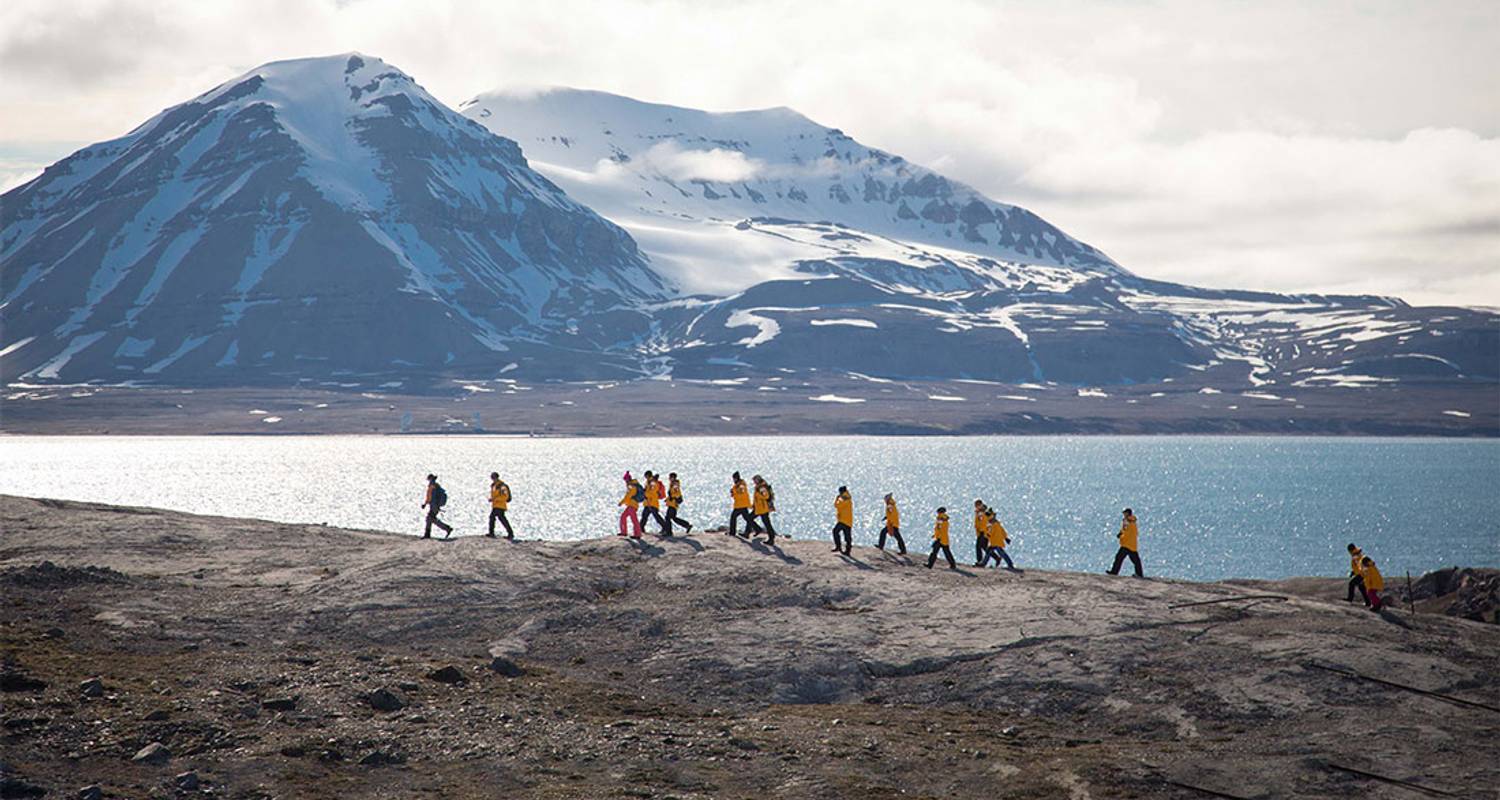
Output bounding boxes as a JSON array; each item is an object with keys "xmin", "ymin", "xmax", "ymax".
[{"xmin": 2, "ymin": 494, "xmax": 1496, "ymax": 798}]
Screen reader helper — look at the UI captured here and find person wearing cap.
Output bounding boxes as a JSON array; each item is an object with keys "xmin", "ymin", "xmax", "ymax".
[
  {"xmin": 1360, "ymin": 556, "xmax": 1385, "ymax": 611},
  {"xmin": 877, "ymin": 493, "xmax": 906, "ymax": 554},
  {"xmin": 618, "ymin": 472, "xmax": 643, "ymax": 538},
  {"xmin": 926, "ymin": 507, "xmax": 956, "ymax": 569},
  {"xmin": 1106, "ymin": 508, "xmax": 1144, "ymax": 577},
  {"xmin": 663, "ymin": 473, "xmax": 693, "ymax": 535},
  {"xmin": 1345, "ymin": 543, "xmax": 1368, "ymax": 605},
  {"xmin": 728, "ymin": 472, "xmax": 759, "ymax": 538},
  {"xmin": 639, "ymin": 471, "xmax": 668, "ymax": 534},
  {"xmin": 831, "ymin": 486, "xmax": 853, "ymax": 555},
  {"xmin": 421, "ymin": 474, "xmax": 453, "ymax": 539},
  {"xmin": 972, "ymin": 500, "xmax": 989, "ymax": 567},
  {"xmin": 488, "ymin": 472, "xmax": 513, "ymax": 539},
  {"xmin": 752, "ymin": 475, "xmax": 778, "ymax": 545},
  {"xmin": 981, "ymin": 509, "xmax": 1015, "ymax": 569}
]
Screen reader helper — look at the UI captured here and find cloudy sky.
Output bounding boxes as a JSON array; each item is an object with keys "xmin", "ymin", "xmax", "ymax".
[{"xmin": 3, "ymin": 0, "xmax": 1496, "ymax": 306}]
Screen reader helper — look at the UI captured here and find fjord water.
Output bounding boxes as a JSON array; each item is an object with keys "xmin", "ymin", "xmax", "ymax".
[{"xmin": 1, "ymin": 435, "xmax": 1495, "ymax": 582}]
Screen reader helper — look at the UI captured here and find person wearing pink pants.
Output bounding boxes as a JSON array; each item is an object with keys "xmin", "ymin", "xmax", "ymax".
[{"xmin": 618, "ymin": 472, "xmax": 643, "ymax": 538}]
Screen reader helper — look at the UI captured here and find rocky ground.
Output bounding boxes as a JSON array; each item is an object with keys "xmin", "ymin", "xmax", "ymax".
[
  {"xmin": 3, "ymin": 376, "xmax": 1496, "ymax": 436},
  {"xmin": 1, "ymin": 495, "xmax": 1496, "ymax": 799}
]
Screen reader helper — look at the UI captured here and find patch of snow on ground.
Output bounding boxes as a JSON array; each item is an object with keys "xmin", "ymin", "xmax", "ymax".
[
  {"xmin": 809, "ymin": 318, "xmax": 878, "ymax": 328},
  {"xmin": 725, "ymin": 309, "xmax": 780, "ymax": 348},
  {"xmin": 262, "ymin": 416, "xmax": 282, "ymax": 423},
  {"xmin": 1442, "ymin": 410, "xmax": 1471, "ymax": 418},
  {"xmin": 1077, "ymin": 388, "xmax": 1108, "ymax": 398},
  {"xmin": 928, "ymin": 394, "xmax": 966, "ymax": 402},
  {"xmin": 1198, "ymin": 387, "xmax": 1221, "ymax": 394},
  {"xmin": 997, "ymin": 394, "xmax": 1035, "ymax": 402},
  {"xmin": 810, "ymin": 394, "xmax": 866, "ymax": 404}
]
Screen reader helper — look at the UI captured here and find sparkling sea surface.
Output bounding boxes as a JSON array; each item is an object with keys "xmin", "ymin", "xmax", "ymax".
[{"xmin": 1, "ymin": 435, "xmax": 1495, "ymax": 581}]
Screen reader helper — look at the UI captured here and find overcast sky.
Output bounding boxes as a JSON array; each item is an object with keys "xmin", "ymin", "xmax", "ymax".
[{"xmin": 3, "ymin": 0, "xmax": 1496, "ymax": 306}]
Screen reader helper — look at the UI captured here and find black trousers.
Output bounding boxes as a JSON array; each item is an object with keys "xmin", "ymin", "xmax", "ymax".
[
  {"xmin": 981, "ymin": 545, "xmax": 1014, "ymax": 569},
  {"xmin": 488, "ymin": 508, "xmax": 513, "ymax": 539},
  {"xmin": 877, "ymin": 525, "xmax": 906, "ymax": 554},
  {"xmin": 729, "ymin": 508, "xmax": 759, "ymax": 537},
  {"xmin": 756, "ymin": 513, "xmax": 777, "ymax": 543},
  {"xmin": 1347, "ymin": 573, "xmax": 1367, "ymax": 604},
  {"xmin": 927, "ymin": 541, "xmax": 955, "ymax": 568},
  {"xmin": 974, "ymin": 534, "xmax": 987, "ymax": 565},
  {"xmin": 1108, "ymin": 546, "xmax": 1143, "ymax": 577},
  {"xmin": 641, "ymin": 506, "xmax": 667, "ymax": 534},
  {"xmin": 831, "ymin": 522, "xmax": 852, "ymax": 553},
  {"xmin": 424, "ymin": 508, "xmax": 452, "ymax": 538},
  {"xmin": 665, "ymin": 506, "xmax": 692, "ymax": 534}
]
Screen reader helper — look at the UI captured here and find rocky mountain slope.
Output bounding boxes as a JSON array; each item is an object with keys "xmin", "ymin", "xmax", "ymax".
[
  {"xmin": 2, "ymin": 495, "xmax": 1497, "ymax": 798},
  {"xmin": 0, "ymin": 55, "xmax": 667, "ymax": 386}
]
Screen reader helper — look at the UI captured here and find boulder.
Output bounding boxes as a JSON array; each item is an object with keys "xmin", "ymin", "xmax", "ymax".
[
  {"xmin": 79, "ymin": 677, "xmax": 104, "ymax": 698},
  {"xmin": 174, "ymin": 771, "xmax": 200, "ymax": 791},
  {"xmin": 363, "ymin": 688, "xmax": 406, "ymax": 712},
  {"xmin": 0, "ymin": 671, "xmax": 46, "ymax": 693},
  {"xmin": 261, "ymin": 696, "xmax": 298, "ymax": 712},
  {"xmin": 426, "ymin": 666, "xmax": 466, "ymax": 685},
  {"xmin": 488, "ymin": 655, "xmax": 525, "ymax": 678},
  {"xmin": 131, "ymin": 742, "xmax": 171, "ymax": 764},
  {"xmin": 78, "ymin": 786, "xmax": 103, "ymax": 800}
]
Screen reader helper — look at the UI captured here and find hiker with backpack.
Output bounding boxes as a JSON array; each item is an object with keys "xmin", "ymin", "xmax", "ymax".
[
  {"xmin": 1346, "ymin": 543, "xmax": 1368, "ymax": 606},
  {"xmin": 422, "ymin": 474, "xmax": 454, "ymax": 539},
  {"xmin": 728, "ymin": 472, "xmax": 759, "ymax": 538},
  {"xmin": 877, "ymin": 493, "xmax": 906, "ymax": 555},
  {"xmin": 752, "ymin": 475, "xmax": 778, "ymax": 545},
  {"xmin": 488, "ymin": 472, "xmax": 513, "ymax": 540},
  {"xmin": 640, "ymin": 471, "xmax": 668, "ymax": 534},
  {"xmin": 1360, "ymin": 555, "xmax": 1386, "ymax": 611},
  {"xmin": 618, "ymin": 472, "xmax": 643, "ymax": 539},
  {"xmin": 1106, "ymin": 508, "xmax": 1144, "ymax": 578},
  {"xmin": 830, "ymin": 486, "xmax": 853, "ymax": 555},
  {"xmin": 663, "ymin": 472, "xmax": 693, "ymax": 535}
]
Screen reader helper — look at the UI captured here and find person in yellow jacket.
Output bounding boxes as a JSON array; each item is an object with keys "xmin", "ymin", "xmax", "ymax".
[
  {"xmin": 1360, "ymin": 556, "xmax": 1385, "ymax": 611},
  {"xmin": 728, "ymin": 472, "xmax": 760, "ymax": 538},
  {"xmin": 1106, "ymin": 508, "xmax": 1144, "ymax": 577},
  {"xmin": 663, "ymin": 472, "xmax": 693, "ymax": 535},
  {"xmin": 1346, "ymin": 543, "xmax": 1368, "ymax": 606},
  {"xmin": 752, "ymin": 475, "xmax": 778, "ymax": 545},
  {"xmin": 421, "ymin": 474, "xmax": 454, "ymax": 539},
  {"xmin": 972, "ymin": 500, "xmax": 989, "ymax": 567},
  {"xmin": 639, "ymin": 471, "xmax": 668, "ymax": 534},
  {"xmin": 926, "ymin": 507, "xmax": 956, "ymax": 569},
  {"xmin": 980, "ymin": 509, "xmax": 1016, "ymax": 569},
  {"xmin": 617, "ymin": 472, "xmax": 643, "ymax": 539},
  {"xmin": 487, "ymin": 472, "xmax": 514, "ymax": 540},
  {"xmin": 877, "ymin": 493, "xmax": 906, "ymax": 554},
  {"xmin": 830, "ymin": 486, "xmax": 853, "ymax": 555}
]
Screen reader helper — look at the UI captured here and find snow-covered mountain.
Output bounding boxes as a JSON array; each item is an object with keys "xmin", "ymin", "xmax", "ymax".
[
  {"xmin": 464, "ymin": 88, "xmax": 1497, "ymax": 388},
  {"xmin": 1, "ymin": 55, "xmax": 667, "ymax": 385}
]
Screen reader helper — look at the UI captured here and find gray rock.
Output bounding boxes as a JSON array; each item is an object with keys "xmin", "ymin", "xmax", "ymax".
[
  {"xmin": 79, "ymin": 677, "xmax": 104, "ymax": 698},
  {"xmin": 174, "ymin": 770, "xmax": 200, "ymax": 790},
  {"xmin": 364, "ymin": 688, "xmax": 406, "ymax": 712},
  {"xmin": 260, "ymin": 696, "xmax": 298, "ymax": 712},
  {"xmin": 488, "ymin": 655, "xmax": 525, "ymax": 677},
  {"xmin": 426, "ymin": 666, "xmax": 466, "ymax": 684},
  {"xmin": 132, "ymin": 741, "xmax": 171, "ymax": 764},
  {"xmin": 78, "ymin": 786, "xmax": 103, "ymax": 800}
]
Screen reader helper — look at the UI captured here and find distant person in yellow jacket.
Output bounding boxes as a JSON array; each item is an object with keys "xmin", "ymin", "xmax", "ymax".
[
  {"xmin": 728, "ymin": 472, "xmax": 760, "ymax": 538},
  {"xmin": 926, "ymin": 507, "xmax": 956, "ymax": 569},
  {"xmin": 487, "ymin": 472, "xmax": 513, "ymax": 540},
  {"xmin": 1361, "ymin": 556, "xmax": 1385, "ymax": 611},
  {"xmin": 639, "ymin": 471, "xmax": 668, "ymax": 534},
  {"xmin": 663, "ymin": 473, "xmax": 693, "ymax": 535},
  {"xmin": 877, "ymin": 494, "xmax": 906, "ymax": 555},
  {"xmin": 752, "ymin": 475, "xmax": 778, "ymax": 545},
  {"xmin": 618, "ymin": 472, "xmax": 643, "ymax": 539},
  {"xmin": 1346, "ymin": 543, "xmax": 1368, "ymax": 606},
  {"xmin": 1106, "ymin": 508, "xmax": 1144, "ymax": 578},
  {"xmin": 980, "ymin": 509, "xmax": 1016, "ymax": 569},
  {"xmin": 421, "ymin": 474, "xmax": 453, "ymax": 539},
  {"xmin": 831, "ymin": 486, "xmax": 853, "ymax": 555},
  {"xmin": 972, "ymin": 500, "xmax": 989, "ymax": 567}
]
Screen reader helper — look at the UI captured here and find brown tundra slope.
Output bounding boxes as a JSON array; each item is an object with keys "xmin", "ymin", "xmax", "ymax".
[{"xmin": 1, "ymin": 494, "xmax": 1496, "ymax": 799}]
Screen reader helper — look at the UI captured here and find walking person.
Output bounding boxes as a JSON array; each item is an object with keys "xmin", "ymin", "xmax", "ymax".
[
  {"xmin": 488, "ymin": 472, "xmax": 514, "ymax": 540},
  {"xmin": 728, "ymin": 472, "xmax": 759, "ymax": 538},
  {"xmin": 1106, "ymin": 508, "xmax": 1144, "ymax": 578},
  {"xmin": 926, "ymin": 507, "xmax": 956, "ymax": 569},
  {"xmin": 421, "ymin": 474, "xmax": 454, "ymax": 539},
  {"xmin": 973, "ymin": 500, "xmax": 989, "ymax": 567},
  {"xmin": 1346, "ymin": 543, "xmax": 1368, "ymax": 606},
  {"xmin": 618, "ymin": 472, "xmax": 643, "ymax": 539},
  {"xmin": 830, "ymin": 486, "xmax": 853, "ymax": 555},
  {"xmin": 877, "ymin": 493, "xmax": 906, "ymax": 554},
  {"xmin": 640, "ymin": 471, "xmax": 668, "ymax": 534},
  {"xmin": 753, "ymin": 475, "xmax": 778, "ymax": 545},
  {"xmin": 1360, "ymin": 556, "xmax": 1386, "ymax": 612},
  {"xmin": 980, "ymin": 509, "xmax": 1015, "ymax": 569},
  {"xmin": 664, "ymin": 472, "xmax": 693, "ymax": 535}
]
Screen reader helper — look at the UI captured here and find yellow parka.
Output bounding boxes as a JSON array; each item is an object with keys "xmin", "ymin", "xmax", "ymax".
[
  {"xmin": 731, "ymin": 481, "xmax": 751, "ymax": 510},
  {"xmin": 1348, "ymin": 547, "xmax": 1364, "ymax": 576},
  {"xmin": 835, "ymin": 493, "xmax": 853, "ymax": 526},
  {"xmin": 620, "ymin": 483, "xmax": 641, "ymax": 509},
  {"xmin": 753, "ymin": 485, "xmax": 771, "ymax": 516},
  {"xmin": 1119, "ymin": 515, "xmax": 1139, "ymax": 552},
  {"xmin": 974, "ymin": 508, "xmax": 987, "ymax": 536},
  {"xmin": 490, "ymin": 480, "xmax": 510, "ymax": 510},
  {"xmin": 885, "ymin": 499, "xmax": 899, "ymax": 529},
  {"xmin": 667, "ymin": 482, "xmax": 683, "ymax": 509},
  {"xmin": 1362, "ymin": 560, "xmax": 1384, "ymax": 591},
  {"xmin": 987, "ymin": 517, "xmax": 1009, "ymax": 548},
  {"xmin": 933, "ymin": 513, "xmax": 950, "ymax": 546},
  {"xmin": 644, "ymin": 480, "xmax": 661, "ymax": 508}
]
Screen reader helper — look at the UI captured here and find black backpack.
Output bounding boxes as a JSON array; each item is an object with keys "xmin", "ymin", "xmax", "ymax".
[
  {"xmin": 432, "ymin": 484, "xmax": 448, "ymax": 509},
  {"xmin": 764, "ymin": 483, "xmax": 776, "ymax": 512},
  {"xmin": 633, "ymin": 482, "xmax": 646, "ymax": 503}
]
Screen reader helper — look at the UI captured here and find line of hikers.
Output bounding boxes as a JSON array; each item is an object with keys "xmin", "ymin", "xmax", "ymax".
[
  {"xmin": 1345, "ymin": 543, "xmax": 1387, "ymax": 612},
  {"xmin": 420, "ymin": 473, "xmax": 1147, "ymax": 577}
]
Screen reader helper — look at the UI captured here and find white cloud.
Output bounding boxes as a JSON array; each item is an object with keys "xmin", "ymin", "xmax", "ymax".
[
  {"xmin": 601, "ymin": 141, "xmax": 763, "ymax": 184},
  {"xmin": 1, "ymin": 0, "xmax": 1496, "ymax": 306}
]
